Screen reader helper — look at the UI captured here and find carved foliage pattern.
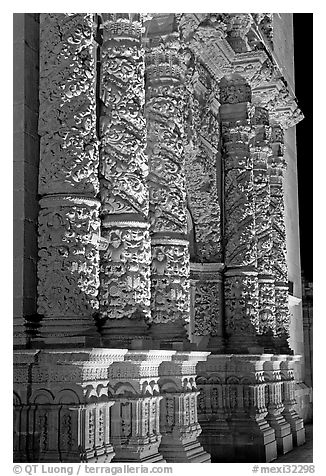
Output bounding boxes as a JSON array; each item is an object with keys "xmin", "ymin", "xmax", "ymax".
[
  {"xmin": 224, "ymin": 275, "xmax": 259, "ymax": 333},
  {"xmin": 223, "ymin": 122, "xmax": 257, "ymax": 267},
  {"xmin": 184, "ymin": 60, "xmax": 221, "ymax": 261},
  {"xmin": 38, "ymin": 14, "xmax": 99, "ymax": 195},
  {"xmin": 100, "ymin": 16, "xmax": 148, "ymax": 217},
  {"xmin": 269, "ymin": 126, "xmax": 288, "ymax": 283},
  {"xmin": 37, "ymin": 199, "xmax": 100, "ymax": 316},
  {"xmin": 99, "ymin": 226, "xmax": 151, "ymax": 320},
  {"xmin": 258, "ymin": 281, "xmax": 276, "ymax": 334},
  {"xmin": 145, "ymin": 41, "xmax": 188, "ymax": 234},
  {"xmin": 274, "ymin": 287, "xmax": 290, "ymax": 337},
  {"xmin": 194, "ymin": 282, "xmax": 221, "ymax": 336},
  {"xmin": 151, "ymin": 243, "xmax": 190, "ymax": 323}
]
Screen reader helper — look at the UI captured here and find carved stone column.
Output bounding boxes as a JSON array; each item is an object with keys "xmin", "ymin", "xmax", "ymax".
[
  {"xmin": 250, "ymin": 106, "xmax": 276, "ymax": 349},
  {"xmin": 190, "ymin": 263, "xmax": 224, "ymax": 351},
  {"xmin": 37, "ymin": 14, "xmax": 100, "ymax": 344},
  {"xmin": 280, "ymin": 356, "xmax": 305, "ymax": 446},
  {"xmin": 268, "ymin": 125, "xmax": 291, "ymax": 352},
  {"xmin": 13, "ymin": 349, "xmax": 128, "ymax": 462},
  {"xmin": 183, "ymin": 52, "xmax": 224, "ymax": 352},
  {"xmin": 98, "ymin": 14, "xmax": 151, "ymax": 345},
  {"xmin": 158, "ymin": 352, "xmax": 211, "ymax": 462},
  {"xmin": 220, "ymin": 75, "xmax": 260, "ymax": 352},
  {"xmin": 263, "ymin": 357, "xmax": 293, "ymax": 454},
  {"xmin": 108, "ymin": 350, "xmax": 175, "ymax": 462},
  {"xmin": 144, "ymin": 15, "xmax": 190, "ymax": 344}
]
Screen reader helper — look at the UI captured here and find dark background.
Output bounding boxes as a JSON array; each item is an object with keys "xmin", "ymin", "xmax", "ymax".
[{"xmin": 293, "ymin": 13, "xmax": 313, "ymax": 282}]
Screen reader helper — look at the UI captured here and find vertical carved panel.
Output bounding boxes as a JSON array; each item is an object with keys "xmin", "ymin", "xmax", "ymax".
[{"xmin": 99, "ymin": 14, "xmax": 151, "ymax": 327}]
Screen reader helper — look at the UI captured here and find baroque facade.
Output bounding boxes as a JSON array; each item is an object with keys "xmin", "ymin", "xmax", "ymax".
[{"xmin": 13, "ymin": 13, "xmax": 311, "ymax": 463}]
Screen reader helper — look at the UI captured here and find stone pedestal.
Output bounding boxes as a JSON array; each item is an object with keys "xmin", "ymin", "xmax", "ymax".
[
  {"xmin": 158, "ymin": 352, "xmax": 211, "ymax": 462},
  {"xmin": 13, "ymin": 349, "xmax": 128, "ymax": 462},
  {"xmin": 264, "ymin": 357, "xmax": 293, "ymax": 454},
  {"xmin": 196, "ymin": 354, "xmax": 278, "ymax": 462},
  {"xmin": 108, "ymin": 350, "xmax": 176, "ymax": 463},
  {"xmin": 281, "ymin": 356, "xmax": 306, "ymax": 446}
]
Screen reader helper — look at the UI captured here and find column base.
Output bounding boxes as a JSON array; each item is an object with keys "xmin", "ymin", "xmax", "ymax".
[
  {"xmin": 229, "ymin": 413, "xmax": 277, "ymax": 462},
  {"xmin": 198, "ymin": 419, "xmax": 234, "ymax": 462},
  {"xmin": 282, "ymin": 409, "xmax": 306, "ymax": 446},
  {"xmin": 266, "ymin": 414, "xmax": 293, "ymax": 454},
  {"xmin": 36, "ymin": 317, "xmax": 101, "ymax": 347},
  {"xmin": 149, "ymin": 321, "xmax": 190, "ymax": 349},
  {"xmin": 99, "ymin": 316, "xmax": 150, "ymax": 348},
  {"xmin": 159, "ymin": 435, "xmax": 211, "ymax": 463},
  {"xmin": 112, "ymin": 442, "xmax": 165, "ymax": 463}
]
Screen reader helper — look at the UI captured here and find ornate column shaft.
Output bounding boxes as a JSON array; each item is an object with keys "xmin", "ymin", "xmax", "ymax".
[
  {"xmin": 250, "ymin": 106, "xmax": 277, "ymax": 348},
  {"xmin": 37, "ymin": 14, "xmax": 100, "ymax": 344},
  {"xmin": 182, "ymin": 51, "xmax": 223, "ymax": 351},
  {"xmin": 98, "ymin": 14, "xmax": 151, "ymax": 344},
  {"xmin": 144, "ymin": 15, "xmax": 190, "ymax": 344},
  {"xmin": 220, "ymin": 75, "xmax": 260, "ymax": 352},
  {"xmin": 268, "ymin": 125, "xmax": 291, "ymax": 352}
]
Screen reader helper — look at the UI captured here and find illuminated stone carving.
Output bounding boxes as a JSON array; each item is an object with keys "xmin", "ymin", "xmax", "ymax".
[
  {"xmin": 250, "ymin": 106, "xmax": 276, "ymax": 340},
  {"xmin": 196, "ymin": 355, "xmax": 278, "ymax": 462},
  {"xmin": 144, "ymin": 15, "xmax": 190, "ymax": 335},
  {"xmin": 268, "ymin": 125, "xmax": 290, "ymax": 349},
  {"xmin": 37, "ymin": 197, "xmax": 100, "ymax": 333},
  {"xmin": 264, "ymin": 358, "xmax": 293, "ymax": 454},
  {"xmin": 151, "ymin": 240, "xmax": 190, "ymax": 324},
  {"xmin": 99, "ymin": 223, "xmax": 151, "ymax": 321},
  {"xmin": 158, "ymin": 352, "xmax": 211, "ymax": 462},
  {"xmin": 220, "ymin": 76, "xmax": 259, "ymax": 350},
  {"xmin": 98, "ymin": 14, "xmax": 151, "ymax": 331},
  {"xmin": 38, "ymin": 14, "xmax": 99, "ymax": 196},
  {"xmin": 184, "ymin": 60, "xmax": 221, "ymax": 262}
]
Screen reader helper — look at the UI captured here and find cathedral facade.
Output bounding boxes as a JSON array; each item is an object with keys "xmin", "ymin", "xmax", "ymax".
[{"xmin": 13, "ymin": 13, "xmax": 312, "ymax": 463}]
